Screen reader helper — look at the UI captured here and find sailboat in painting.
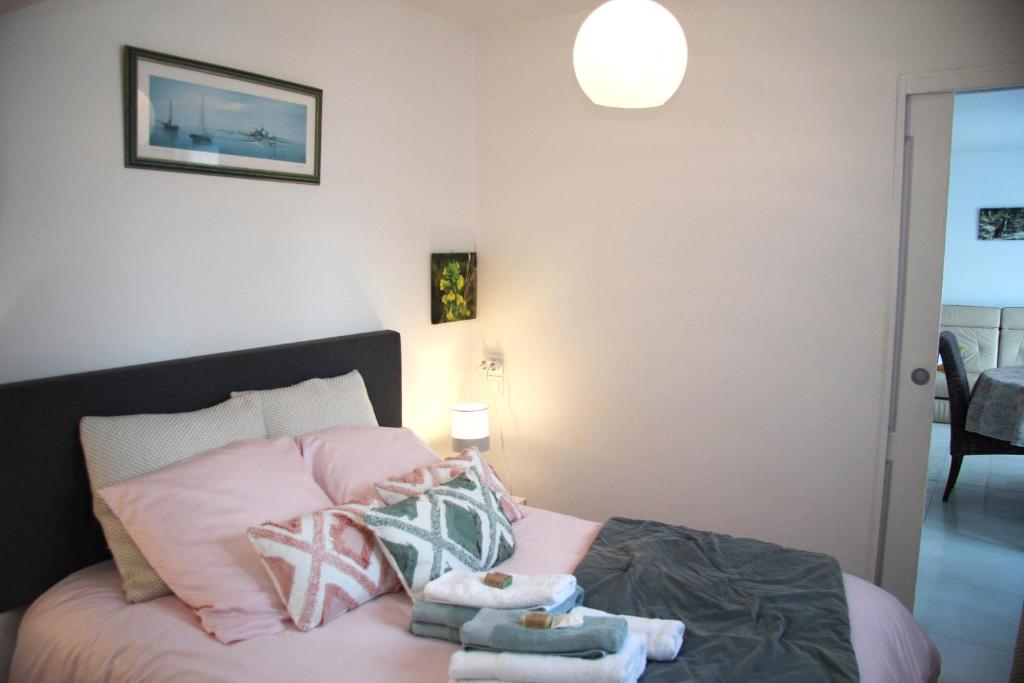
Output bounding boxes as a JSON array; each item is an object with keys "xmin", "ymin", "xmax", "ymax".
[
  {"xmin": 160, "ymin": 99, "xmax": 179, "ymax": 132},
  {"xmin": 189, "ymin": 96, "xmax": 212, "ymax": 145}
]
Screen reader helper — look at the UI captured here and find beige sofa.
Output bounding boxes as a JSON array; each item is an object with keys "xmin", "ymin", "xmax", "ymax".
[{"xmin": 934, "ymin": 305, "xmax": 1024, "ymax": 423}]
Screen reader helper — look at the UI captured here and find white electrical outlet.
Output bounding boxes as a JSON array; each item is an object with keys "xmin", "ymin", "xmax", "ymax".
[
  {"xmin": 484, "ymin": 354, "xmax": 504, "ymax": 395},
  {"xmin": 486, "ymin": 355, "xmax": 504, "ymax": 378}
]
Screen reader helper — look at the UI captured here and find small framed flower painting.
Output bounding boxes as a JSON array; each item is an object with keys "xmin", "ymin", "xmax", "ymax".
[{"xmin": 431, "ymin": 253, "xmax": 477, "ymax": 324}]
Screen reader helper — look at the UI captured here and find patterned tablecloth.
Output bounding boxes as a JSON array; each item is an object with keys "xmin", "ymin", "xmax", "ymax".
[{"xmin": 965, "ymin": 366, "xmax": 1024, "ymax": 447}]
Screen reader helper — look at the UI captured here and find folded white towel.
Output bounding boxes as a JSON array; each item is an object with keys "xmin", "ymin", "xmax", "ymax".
[
  {"xmin": 424, "ymin": 571, "xmax": 577, "ymax": 610},
  {"xmin": 574, "ymin": 607, "xmax": 684, "ymax": 662},
  {"xmin": 449, "ymin": 631, "xmax": 646, "ymax": 683}
]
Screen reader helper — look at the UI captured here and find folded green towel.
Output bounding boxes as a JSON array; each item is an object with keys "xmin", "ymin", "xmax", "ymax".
[
  {"xmin": 411, "ymin": 585, "xmax": 584, "ymax": 631},
  {"xmin": 410, "ymin": 621, "xmax": 460, "ymax": 643},
  {"xmin": 461, "ymin": 608, "xmax": 628, "ymax": 659},
  {"xmin": 411, "ymin": 602, "xmax": 481, "ymax": 630}
]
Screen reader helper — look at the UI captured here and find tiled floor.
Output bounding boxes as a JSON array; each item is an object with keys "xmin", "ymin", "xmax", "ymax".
[{"xmin": 915, "ymin": 422, "xmax": 1024, "ymax": 683}]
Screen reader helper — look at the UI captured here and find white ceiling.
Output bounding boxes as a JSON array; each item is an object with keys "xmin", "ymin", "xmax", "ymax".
[
  {"xmin": 0, "ymin": 0, "xmax": 599, "ymax": 22},
  {"xmin": 402, "ymin": 0, "xmax": 599, "ymax": 27}
]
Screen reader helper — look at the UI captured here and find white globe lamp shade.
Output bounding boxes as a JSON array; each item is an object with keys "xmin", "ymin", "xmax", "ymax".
[{"xmin": 573, "ymin": 0, "xmax": 688, "ymax": 109}]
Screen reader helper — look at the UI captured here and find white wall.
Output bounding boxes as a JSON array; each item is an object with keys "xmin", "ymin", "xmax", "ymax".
[
  {"xmin": 941, "ymin": 92, "xmax": 1024, "ymax": 308},
  {"xmin": 3, "ymin": 0, "xmax": 1024, "ymax": 612},
  {"xmin": 474, "ymin": 0, "xmax": 1024, "ymax": 578},
  {"xmin": 942, "ymin": 149, "xmax": 1024, "ymax": 307},
  {"xmin": 0, "ymin": 0, "xmax": 478, "ymax": 449}
]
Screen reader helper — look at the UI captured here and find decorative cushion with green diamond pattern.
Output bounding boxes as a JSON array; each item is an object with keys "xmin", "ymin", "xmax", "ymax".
[{"xmin": 363, "ymin": 467, "xmax": 515, "ymax": 597}]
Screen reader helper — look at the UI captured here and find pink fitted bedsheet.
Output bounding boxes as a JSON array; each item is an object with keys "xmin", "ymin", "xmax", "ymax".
[{"xmin": 11, "ymin": 506, "xmax": 939, "ymax": 682}]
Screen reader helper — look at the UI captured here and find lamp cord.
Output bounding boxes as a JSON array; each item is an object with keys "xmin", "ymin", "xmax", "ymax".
[{"xmin": 485, "ymin": 368, "xmax": 513, "ymax": 495}]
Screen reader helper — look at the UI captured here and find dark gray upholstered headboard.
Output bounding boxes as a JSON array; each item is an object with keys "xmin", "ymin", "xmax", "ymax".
[{"xmin": 0, "ymin": 330, "xmax": 401, "ymax": 612}]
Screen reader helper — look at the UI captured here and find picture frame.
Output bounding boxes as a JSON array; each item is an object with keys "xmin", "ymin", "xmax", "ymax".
[
  {"xmin": 431, "ymin": 253, "xmax": 477, "ymax": 324},
  {"xmin": 123, "ymin": 46, "xmax": 322, "ymax": 184},
  {"xmin": 978, "ymin": 208, "xmax": 1024, "ymax": 240}
]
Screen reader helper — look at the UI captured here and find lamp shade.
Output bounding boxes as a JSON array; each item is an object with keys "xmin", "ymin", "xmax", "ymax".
[
  {"xmin": 451, "ymin": 403, "xmax": 490, "ymax": 453},
  {"xmin": 573, "ymin": 0, "xmax": 688, "ymax": 109}
]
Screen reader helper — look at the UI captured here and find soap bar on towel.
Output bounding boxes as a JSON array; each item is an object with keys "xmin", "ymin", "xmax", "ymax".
[
  {"xmin": 449, "ymin": 631, "xmax": 647, "ymax": 683},
  {"xmin": 462, "ymin": 608, "xmax": 628, "ymax": 658},
  {"xmin": 424, "ymin": 571, "xmax": 577, "ymax": 610},
  {"xmin": 484, "ymin": 572, "xmax": 513, "ymax": 589}
]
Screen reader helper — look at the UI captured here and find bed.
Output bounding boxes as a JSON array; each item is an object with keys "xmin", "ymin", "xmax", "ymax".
[{"xmin": 1, "ymin": 330, "xmax": 940, "ymax": 682}]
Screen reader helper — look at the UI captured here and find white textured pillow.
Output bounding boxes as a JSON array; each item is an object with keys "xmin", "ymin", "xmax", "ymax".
[
  {"xmin": 231, "ymin": 370, "xmax": 377, "ymax": 437},
  {"xmin": 80, "ymin": 394, "xmax": 267, "ymax": 603}
]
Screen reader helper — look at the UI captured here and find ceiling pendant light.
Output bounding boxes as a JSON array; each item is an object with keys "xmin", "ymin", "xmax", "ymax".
[{"xmin": 573, "ymin": 0, "xmax": 688, "ymax": 109}]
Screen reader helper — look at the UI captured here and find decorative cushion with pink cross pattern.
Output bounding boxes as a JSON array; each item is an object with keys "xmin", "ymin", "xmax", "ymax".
[{"xmin": 248, "ymin": 499, "xmax": 401, "ymax": 632}]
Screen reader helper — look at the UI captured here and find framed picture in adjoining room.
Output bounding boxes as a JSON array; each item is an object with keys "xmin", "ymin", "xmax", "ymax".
[
  {"xmin": 431, "ymin": 253, "xmax": 477, "ymax": 324},
  {"xmin": 123, "ymin": 46, "xmax": 322, "ymax": 183},
  {"xmin": 978, "ymin": 208, "xmax": 1024, "ymax": 240}
]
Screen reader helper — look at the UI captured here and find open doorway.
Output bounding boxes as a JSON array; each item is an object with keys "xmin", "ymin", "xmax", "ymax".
[
  {"xmin": 913, "ymin": 86, "xmax": 1024, "ymax": 683},
  {"xmin": 876, "ymin": 62, "xmax": 1024, "ymax": 683}
]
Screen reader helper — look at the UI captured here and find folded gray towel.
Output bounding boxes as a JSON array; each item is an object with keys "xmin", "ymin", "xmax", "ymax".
[
  {"xmin": 409, "ymin": 621, "xmax": 460, "ymax": 643},
  {"xmin": 461, "ymin": 608, "xmax": 628, "ymax": 659},
  {"xmin": 412, "ymin": 585, "xmax": 584, "ymax": 632},
  {"xmin": 411, "ymin": 602, "xmax": 481, "ymax": 630}
]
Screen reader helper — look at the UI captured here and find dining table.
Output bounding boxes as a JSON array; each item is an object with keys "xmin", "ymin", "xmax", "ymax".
[{"xmin": 965, "ymin": 365, "xmax": 1024, "ymax": 447}]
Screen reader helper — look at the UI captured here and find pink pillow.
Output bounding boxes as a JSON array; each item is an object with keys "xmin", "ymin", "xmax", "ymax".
[
  {"xmin": 247, "ymin": 499, "xmax": 401, "ymax": 632},
  {"xmin": 298, "ymin": 426, "xmax": 440, "ymax": 505},
  {"xmin": 98, "ymin": 437, "xmax": 333, "ymax": 644},
  {"xmin": 375, "ymin": 448, "xmax": 525, "ymax": 523}
]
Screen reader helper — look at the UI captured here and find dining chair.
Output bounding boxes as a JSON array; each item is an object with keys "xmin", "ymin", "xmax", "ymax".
[{"xmin": 937, "ymin": 330, "xmax": 1024, "ymax": 501}]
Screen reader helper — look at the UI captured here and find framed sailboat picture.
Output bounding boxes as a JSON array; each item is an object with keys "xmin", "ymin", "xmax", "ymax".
[{"xmin": 123, "ymin": 46, "xmax": 322, "ymax": 183}]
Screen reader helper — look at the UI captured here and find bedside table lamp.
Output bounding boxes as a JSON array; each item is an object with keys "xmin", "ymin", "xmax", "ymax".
[{"xmin": 451, "ymin": 403, "xmax": 490, "ymax": 453}]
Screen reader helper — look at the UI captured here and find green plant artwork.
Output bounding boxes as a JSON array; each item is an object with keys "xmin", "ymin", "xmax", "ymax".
[
  {"xmin": 978, "ymin": 208, "xmax": 1024, "ymax": 240},
  {"xmin": 431, "ymin": 252, "xmax": 477, "ymax": 324}
]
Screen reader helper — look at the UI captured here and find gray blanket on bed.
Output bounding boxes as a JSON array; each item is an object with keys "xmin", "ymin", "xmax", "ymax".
[{"xmin": 573, "ymin": 517, "xmax": 859, "ymax": 682}]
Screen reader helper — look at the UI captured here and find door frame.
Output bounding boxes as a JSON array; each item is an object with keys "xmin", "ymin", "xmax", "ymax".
[{"xmin": 874, "ymin": 62, "xmax": 1024, "ymax": 601}]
